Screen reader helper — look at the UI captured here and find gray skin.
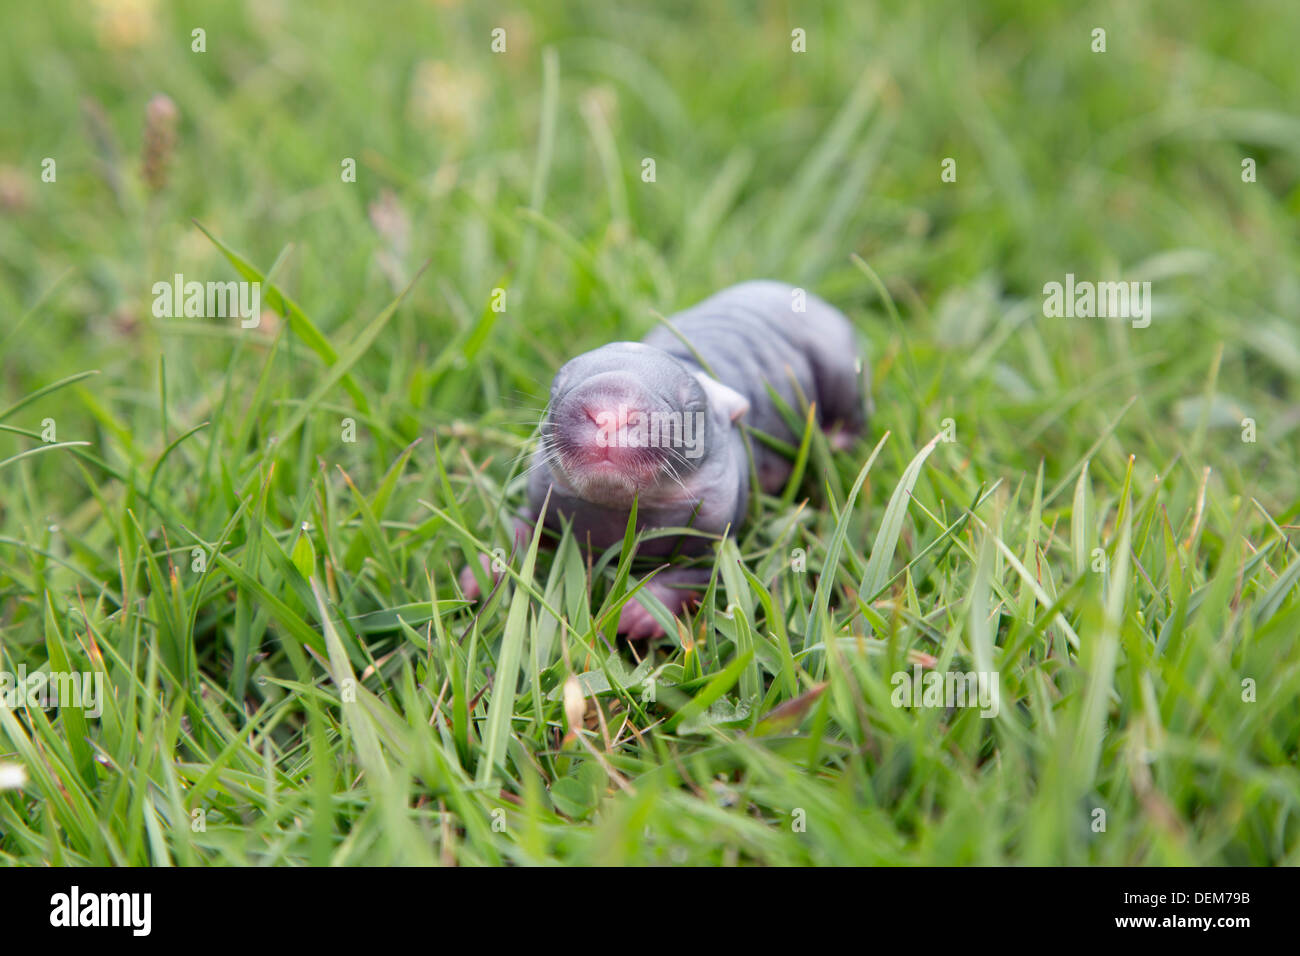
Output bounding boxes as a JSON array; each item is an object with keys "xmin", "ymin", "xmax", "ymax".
[{"xmin": 469, "ymin": 280, "xmax": 870, "ymax": 638}]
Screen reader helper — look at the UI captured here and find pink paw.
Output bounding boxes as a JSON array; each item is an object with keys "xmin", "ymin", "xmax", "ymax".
[
  {"xmin": 460, "ymin": 519, "xmax": 534, "ymax": 600},
  {"xmin": 828, "ymin": 428, "xmax": 859, "ymax": 452},
  {"xmin": 618, "ymin": 596, "xmax": 668, "ymax": 640},
  {"xmin": 458, "ymin": 553, "xmax": 498, "ymax": 600},
  {"xmin": 615, "ymin": 573, "xmax": 708, "ymax": 640}
]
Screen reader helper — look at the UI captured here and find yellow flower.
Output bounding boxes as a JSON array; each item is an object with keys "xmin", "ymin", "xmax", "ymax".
[
  {"xmin": 92, "ymin": 0, "xmax": 158, "ymax": 51},
  {"xmin": 408, "ymin": 60, "xmax": 484, "ymax": 140}
]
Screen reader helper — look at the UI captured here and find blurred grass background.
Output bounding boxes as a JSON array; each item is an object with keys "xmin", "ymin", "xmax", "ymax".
[{"xmin": 0, "ymin": 0, "xmax": 1298, "ymax": 865}]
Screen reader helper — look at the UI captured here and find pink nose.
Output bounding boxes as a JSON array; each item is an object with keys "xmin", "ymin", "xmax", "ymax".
[{"xmin": 585, "ymin": 405, "xmax": 631, "ymax": 430}]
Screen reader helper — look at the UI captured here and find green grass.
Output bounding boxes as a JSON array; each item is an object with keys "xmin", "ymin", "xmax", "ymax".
[{"xmin": 1, "ymin": 0, "xmax": 1299, "ymax": 865}]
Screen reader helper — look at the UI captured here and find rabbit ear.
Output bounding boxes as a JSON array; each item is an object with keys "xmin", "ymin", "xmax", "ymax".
[{"xmin": 694, "ymin": 372, "xmax": 749, "ymax": 424}]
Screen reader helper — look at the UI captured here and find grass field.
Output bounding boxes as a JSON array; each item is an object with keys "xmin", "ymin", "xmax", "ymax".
[{"xmin": 1, "ymin": 0, "xmax": 1298, "ymax": 865}]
